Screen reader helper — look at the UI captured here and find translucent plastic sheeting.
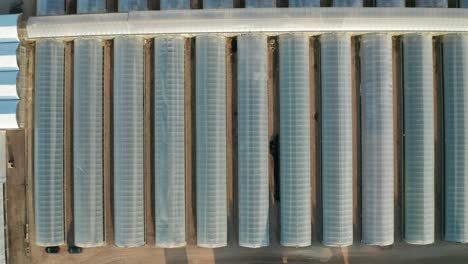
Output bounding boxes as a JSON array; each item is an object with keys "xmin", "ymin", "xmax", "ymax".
[
  {"xmin": 279, "ymin": 34, "xmax": 311, "ymax": 247},
  {"xmin": 415, "ymin": 0, "xmax": 448, "ymax": 7},
  {"xmin": 237, "ymin": 34, "xmax": 269, "ymax": 248},
  {"xmin": 443, "ymin": 34, "xmax": 468, "ymax": 243},
  {"xmin": 320, "ymin": 34, "xmax": 353, "ymax": 247},
  {"xmin": 360, "ymin": 34, "xmax": 394, "ymax": 246},
  {"xmin": 203, "ymin": 0, "xmax": 233, "ymax": 8},
  {"xmin": 154, "ymin": 37, "xmax": 186, "ymax": 248},
  {"xmin": 118, "ymin": 0, "xmax": 147, "ymax": 12},
  {"xmin": 195, "ymin": 35, "xmax": 227, "ymax": 248},
  {"xmin": 402, "ymin": 34, "xmax": 435, "ymax": 245},
  {"xmin": 36, "ymin": 0, "xmax": 65, "ymax": 16},
  {"xmin": 73, "ymin": 39, "xmax": 104, "ymax": 248},
  {"xmin": 27, "ymin": 9, "xmax": 468, "ymax": 39},
  {"xmin": 376, "ymin": 0, "xmax": 405, "ymax": 6},
  {"xmin": 289, "ymin": 0, "xmax": 321, "ymax": 6},
  {"xmin": 34, "ymin": 40, "xmax": 65, "ymax": 246},
  {"xmin": 246, "ymin": 0, "xmax": 276, "ymax": 7},
  {"xmin": 113, "ymin": 36, "xmax": 145, "ymax": 247},
  {"xmin": 77, "ymin": 0, "xmax": 106, "ymax": 14},
  {"xmin": 333, "ymin": 0, "xmax": 363, "ymax": 6},
  {"xmin": 161, "ymin": 0, "xmax": 190, "ymax": 9}
]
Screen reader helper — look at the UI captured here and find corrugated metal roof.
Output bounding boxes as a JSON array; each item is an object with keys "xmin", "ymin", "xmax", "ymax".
[
  {"xmin": 0, "ymin": 14, "xmax": 18, "ymax": 43},
  {"xmin": 0, "ymin": 14, "xmax": 18, "ymax": 129},
  {"xmin": 0, "ymin": 16, "xmax": 16, "ymax": 264}
]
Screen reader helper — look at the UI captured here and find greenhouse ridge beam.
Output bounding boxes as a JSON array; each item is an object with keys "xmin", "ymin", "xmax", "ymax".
[{"xmin": 27, "ymin": 8, "xmax": 468, "ymax": 39}]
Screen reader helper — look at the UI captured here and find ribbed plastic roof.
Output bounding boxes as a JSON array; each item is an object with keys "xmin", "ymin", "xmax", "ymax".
[{"xmin": 27, "ymin": 8, "xmax": 468, "ymax": 39}]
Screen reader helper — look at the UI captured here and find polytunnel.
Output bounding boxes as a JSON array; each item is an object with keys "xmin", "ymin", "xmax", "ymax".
[
  {"xmin": 320, "ymin": 34, "xmax": 353, "ymax": 247},
  {"xmin": 279, "ymin": 34, "xmax": 311, "ymax": 247},
  {"xmin": 360, "ymin": 34, "xmax": 394, "ymax": 246}
]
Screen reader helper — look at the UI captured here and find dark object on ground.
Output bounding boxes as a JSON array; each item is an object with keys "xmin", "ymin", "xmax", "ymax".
[
  {"xmin": 68, "ymin": 246, "xmax": 82, "ymax": 254},
  {"xmin": 45, "ymin": 246, "xmax": 60, "ymax": 254}
]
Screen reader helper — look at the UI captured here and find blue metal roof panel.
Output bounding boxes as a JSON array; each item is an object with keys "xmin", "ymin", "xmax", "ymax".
[
  {"xmin": 0, "ymin": 14, "xmax": 18, "ymax": 43},
  {"xmin": 0, "ymin": 99, "xmax": 18, "ymax": 129},
  {"xmin": 0, "ymin": 71, "xmax": 18, "ymax": 100},
  {"xmin": 0, "ymin": 42, "xmax": 18, "ymax": 71},
  {"xmin": 0, "ymin": 14, "xmax": 18, "ymax": 129}
]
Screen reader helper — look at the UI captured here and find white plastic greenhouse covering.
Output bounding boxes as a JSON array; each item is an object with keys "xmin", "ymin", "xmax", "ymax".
[
  {"xmin": 154, "ymin": 0, "xmax": 188, "ymax": 250},
  {"xmin": 27, "ymin": 9, "xmax": 468, "ymax": 39},
  {"xmin": 195, "ymin": 35, "xmax": 227, "ymax": 248},
  {"xmin": 360, "ymin": 34, "xmax": 394, "ymax": 246},
  {"xmin": 36, "ymin": 0, "xmax": 65, "ymax": 16},
  {"xmin": 333, "ymin": 0, "xmax": 363, "ymax": 6},
  {"xmin": 237, "ymin": 34, "xmax": 269, "ymax": 248},
  {"xmin": 118, "ymin": 0, "xmax": 147, "ymax": 12},
  {"xmin": 376, "ymin": 0, "xmax": 405, "ymax": 6},
  {"xmin": 415, "ymin": 0, "xmax": 448, "ymax": 7},
  {"xmin": 154, "ymin": 36, "xmax": 186, "ymax": 248},
  {"xmin": 320, "ymin": 34, "xmax": 353, "ymax": 247},
  {"xmin": 34, "ymin": 40, "xmax": 65, "ymax": 246},
  {"xmin": 203, "ymin": 0, "xmax": 233, "ymax": 8},
  {"xmin": 402, "ymin": 34, "xmax": 435, "ymax": 245},
  {"xmin": 73, "ymin": 39, "xmax": 104, "ymax": 248},
  {"xmin": 279, "ymin": 34, "xmax": 311, "ymax": 247},
  {"xmin": 289, "ymin": 0, "xmax": 320, "ymax": 6},
  {"xmin": 113, "ymin": 36, "xmax": 145, "ymax": 247},
  {"xmin": 443, "ymin": 34, "xmax": 468, "ymax": 243},
  {"xmin": 155, "ymin": 0, "xmax": 188, "ymax": 250},
  {"xmin": 77, "ymin": 0, "xmax": 106, "ymax": 14},
  {"xmin": 161, "ymin": 0, "xmax": 190, "ymax": 9}
]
